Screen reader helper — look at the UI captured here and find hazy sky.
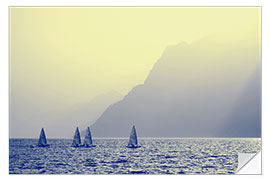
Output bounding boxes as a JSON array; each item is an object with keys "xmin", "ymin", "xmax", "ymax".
[{"xmin": 9, "ymin": 7, "xmax": 261, "ymax": 138}]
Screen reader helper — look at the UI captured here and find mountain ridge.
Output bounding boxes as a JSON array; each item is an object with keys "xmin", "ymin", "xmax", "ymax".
[{"xmin": 91, "ymin": 35, "xmax": 261, "ymax": 137}]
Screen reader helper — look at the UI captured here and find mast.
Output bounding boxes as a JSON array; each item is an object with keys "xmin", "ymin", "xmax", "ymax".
[
  {"xmin": 84, "ymin": 127, "xmax": 93, "ymax": 146},
  {"xmin": 38, "ymin": 128, "xmax": 48, "ymax": 147},
  {"xmin": 72, "ymin": 127, "xmax": 81, "ymax": 147},
  {"xmin": 128, "ymin": 125, "xmax": 138, "ymax": 147}
]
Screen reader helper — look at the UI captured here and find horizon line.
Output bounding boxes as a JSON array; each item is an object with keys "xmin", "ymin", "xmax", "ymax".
[{"xmin": 9, "ymin": 137, "xmax": 262, "ymax": 139}]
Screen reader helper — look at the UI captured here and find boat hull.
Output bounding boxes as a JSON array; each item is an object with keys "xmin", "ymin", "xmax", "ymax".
[
  {"xmin": 127, "ymin": 145, "xmax": 141, "ymax": 149},
  {"xmin": 84, "ymin": 145, "xmax": 96, "ymax": 148},
  {"xmin": 38, "ymin": 144, "xmax": 50, "ymax": 147},
  {"xmin": 71, "ymin": 144, "xmax": 84, "ymax": 148}
]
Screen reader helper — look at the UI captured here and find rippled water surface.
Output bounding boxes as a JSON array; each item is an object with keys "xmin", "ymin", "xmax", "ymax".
[{"xmin": 9, "ymin": 138, "xmax": 261, "ymax": 174}]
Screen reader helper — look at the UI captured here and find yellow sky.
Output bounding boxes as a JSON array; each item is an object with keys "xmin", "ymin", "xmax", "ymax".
[{"xmin": 10, "ymin": 7, "xmax": 261, "ymax": 110}]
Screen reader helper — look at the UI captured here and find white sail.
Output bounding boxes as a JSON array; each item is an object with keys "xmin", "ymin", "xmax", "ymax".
[
  {"xmin": 128, "ymin": 125, "xmax": 138, "ymax": 147},
  {"xmin": 84, "ymin": 127, "xmax": 93, "ymax": 146},
  {"xmin": 38, "ymin": 128, "xmax": 48, "ymax": 147},
  {"xmin": 72, "ymin": 127, "xmax": 81, "ymax": 147}
]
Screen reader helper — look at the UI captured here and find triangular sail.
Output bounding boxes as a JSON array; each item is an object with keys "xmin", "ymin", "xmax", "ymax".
[
  {"xmin": 84, "ymin": 127, "xmax": 93, "ymax": 146},
  {"xmin": 38, "ymin": 128, "xmax": 48, "ymax": 146},
  {"xmin": 128, "ymin": 125, "xmax": 138, "ymax": 147},
  {"xmin": 72, "ymin": 127, "xmax": 81, "ymax": 147}
]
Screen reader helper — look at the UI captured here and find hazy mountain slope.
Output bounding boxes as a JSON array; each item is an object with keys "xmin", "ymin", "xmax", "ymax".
[
  {"xmin": 221, "ymin": 68, "xmax": 261, "ymax": 137},
  {"xmin": 91, "ymin": 35, "xmax": 261, "ymax": 137},
  {"xmin": 49, "ymin": 91, "xmax": 123, "ymax": 138},
  {"xmin": 10, "ymin": 91, "xmax": 122, "ymax": 138}
]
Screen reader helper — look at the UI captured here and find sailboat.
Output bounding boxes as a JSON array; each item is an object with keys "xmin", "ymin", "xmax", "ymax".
[
  {"xmin": 72, "ymin": 127, "xmax": 83, "ymax": 147},
  {"xmin": 127, "ymin": 125, "xmax": 140, "ymax": 148},
  {"xmin": 84, "ymin": 127, "xmax": 96, "ymax": 147},
  {"xmin": 38, "ymin": 128, "xmax": 49, "ymax": 147}
]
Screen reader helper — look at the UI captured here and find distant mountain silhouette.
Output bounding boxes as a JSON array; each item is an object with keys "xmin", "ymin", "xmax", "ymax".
[
  {"xmin": 51, "ymin": 91, "xmax": 123, "ymax": 138},
  {"xmin": 10, "ymin": 91, "xmax": 123, "ymax": 138},
  {"xmin": 91, "ymin": 35, "xmax": 261, "ymax": 137}
]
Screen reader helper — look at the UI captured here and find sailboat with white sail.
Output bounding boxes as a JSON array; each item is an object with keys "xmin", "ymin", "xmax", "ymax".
[
  {"xmin": 38, "ymin": 128, "xmax": 49, "ymax": 147},
  {"xmin": 72, "ymin": 127, "xmax": 83, "ymax": 147},
  {"xmin": 84, "ymin": 127, "xmax": 96, "ymax": 147},
  {"xmin": 127, "ymin": 125, "xmax": 140, "ymax": 148}
]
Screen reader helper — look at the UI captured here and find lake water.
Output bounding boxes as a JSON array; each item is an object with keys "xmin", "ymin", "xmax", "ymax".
[{"xmin": 9, "ymin": 138, "xmax": 261, "ymax": 174}]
